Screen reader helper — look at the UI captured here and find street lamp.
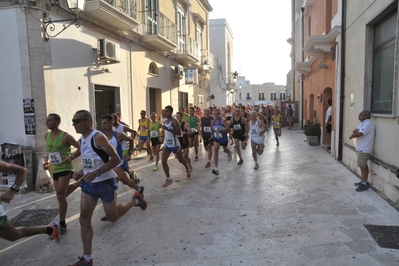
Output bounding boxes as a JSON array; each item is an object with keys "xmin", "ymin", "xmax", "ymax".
[{"xmin": 43, "ymin": 0, "xmax": 86, "ymax": 41}]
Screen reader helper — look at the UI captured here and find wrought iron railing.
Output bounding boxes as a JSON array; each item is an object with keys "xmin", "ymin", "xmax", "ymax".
[
  {"xmin": 142, "ymin": 10, "xmax": 177, "ymax": 45},
  {"xmin": 177, "ymin": 35, "xmax": 198, "ymax": 59},
  {"xmin": 201, "ymin": 49, "xmax": 214, "ymax": 68},
  {"xmin": 87, "ymin": 0, "xmax": 137, "ymax": 20}
]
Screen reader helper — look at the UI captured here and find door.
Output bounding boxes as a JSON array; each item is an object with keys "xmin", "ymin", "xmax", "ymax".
[{"xmin": 94, "ymin": 85, "xmax": 120, "ymax": 130}]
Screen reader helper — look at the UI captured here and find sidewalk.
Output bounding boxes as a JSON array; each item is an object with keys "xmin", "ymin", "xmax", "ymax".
[{"xmin": 1, "ymin": 128, "xmax": 399, "ymax": 266}]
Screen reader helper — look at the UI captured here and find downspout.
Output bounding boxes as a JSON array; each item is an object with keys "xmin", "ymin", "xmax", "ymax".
[
  {"xmin": 338, "ymin": 0, "xmax": 346, "ymax": 161},
  {"xmin": 291, "ymin": 0, "xmax": 295, "ymax": 103},
  {"xmin": 301, "ymin": 6, "xmax": 305, "ymax": 129}
]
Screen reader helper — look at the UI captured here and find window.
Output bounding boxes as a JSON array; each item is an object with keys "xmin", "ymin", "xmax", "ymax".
[
  {"xmin": 238, "ymin": 92, "xmax": 242, "ymax": 100},
  {"xmin": 280, "ymin": 91, "xmax": 286, "ymax": 101},
  {"xmin": 146, "ymin": 0, "xmax": 158, "ymax": 34},
  {"xmin": 258, "ymin": 92, "xmax": 265, "ymax": 100},
  {"xmin": 177, "ymin": 9, "xmax": 186, "ymax": 53},
  {"xmin": 246, "ymin": 92, "xmax": 251, "ymax": 100},
  {"xmin": 179, "ymin": 92, "xmax": 188, "ymax": 108},
  {"xmin": 371, "ymin": 11, "xmax": 397, "ymax": 114},
  {"xmin": 196, "ymin": 26, "xmax": 202, "ymax": 60},
  {"xmin": 271, "ymin": 91, "xmax": 276, "ymax": 100}
]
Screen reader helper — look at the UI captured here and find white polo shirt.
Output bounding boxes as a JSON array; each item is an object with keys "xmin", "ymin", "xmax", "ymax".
[
  {"xmin": 325, "ymin": 106, "xmax": 332, "ymax": 124},
  {"xmin": 355, "ymin": 119, "xmax": 375, "ymax": 153}
]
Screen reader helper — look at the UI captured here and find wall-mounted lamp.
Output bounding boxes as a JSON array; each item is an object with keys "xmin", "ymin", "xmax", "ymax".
[{"xmin": 43, "ymin": 0, "xmax": 86, "ymax": 41}]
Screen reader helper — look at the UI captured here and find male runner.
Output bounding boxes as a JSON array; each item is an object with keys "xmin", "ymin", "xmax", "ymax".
[
  {"xmin": 137, "ymin": 110, "xmax": 153, "ymax": 162},
  {"xmin": 249, "ymin": 111, "xmax": 267, "ymax": 169},
  {"xmin": 199, "ymin": 108, "xmax": 214, "ymax": 168},
  {"xmin": 271, "ymin": 108, "xmax": 282, "ymax": 146},
  {"xmin": 187, "ymin": 107, "xmax": 200, "ymax": 161},
  {"xmin": 230, "ymin": 108, "xmax": 249, "ymax": 165}
]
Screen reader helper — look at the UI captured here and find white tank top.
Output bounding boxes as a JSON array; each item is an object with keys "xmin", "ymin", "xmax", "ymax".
[
  {"xmin": 163, "ymin": 119, "xmax": 179, "ymax": 147},
  {"xmin": 113, "ymin": 124, "xmax": 129, "ymax": 150},
  {"xmin": 250, "ymin": 120, "xmax": 264, "ymax": 143},
  {"xmin": 108, "ymin": 133, "xmax": 123, "ymax": 168},
  {"xmin": 79, "ymin": 130, "xmax": 117, "ymax": 182}
]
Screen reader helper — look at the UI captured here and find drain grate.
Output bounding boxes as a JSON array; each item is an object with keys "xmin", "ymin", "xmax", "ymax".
[
  {"xmin": 9, "ymin": 209, "xmax": 59, "ymax": 227},
  {"xmin": 364, "ymin": 224, "xmax": 399, "ymax": 250}
]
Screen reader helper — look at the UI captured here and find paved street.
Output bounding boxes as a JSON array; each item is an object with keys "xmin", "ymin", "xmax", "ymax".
[{"xmin": 1, "ymin": 128, "xmax": 399, "ymax": 266}]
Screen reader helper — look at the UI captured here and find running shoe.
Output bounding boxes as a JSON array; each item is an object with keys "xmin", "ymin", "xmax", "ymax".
[
  {"xmin": 129, "ymin": 171, "xmax": 135, "ymax": 180},
  {"xmin": 52, "ymin": 221, "xmax": 67, "ymax": 235},
  {"xmin": 205, "ymin": 161, "xmax": 211, "ymax": 168},
  {"xmin": 186, "ymin": 170, "xmax": 191, "ymax": 179},
  {"xmin": 254, "ymin": 162, "xmax": 259, "ymax": 170},
  {"xmin": 162, "ymin": 178, "xmax": 173, "ymax": 188},
  {"xmin": 194, "ymin": 156, "xmax": 199, "ymax": 162},
  {"xmin": 212, "ymin": 169, "xmax": 219, "ymax": 175},
  {"xmin": 153, "ymin": 165, "xmax": 158, "ymax": 171},
  {"xmin": 237, "ymin": 159, "xmax": 243, "ymax": 165},
  {"xmin": 149, "ymin": 156, "xmax": 154, "ymax": 162},
  {"xmin": 68, "ymin": 256, "xmax": 93, "ymax": 266},
  {"xmin": 100, "ymin": 216, "xmax": 110, "ymax": 222},
  {"xmin": 356, "ymin": 182, "xmax": 368, "ymax": 192},
  {"xmin": 49, "ymin": 224, "xmax": 61, "ymax": 243},
  {"xmin": 276, "ymin": 142, "xmax": 279, "ymax": 146},
  {"xmin": 354, "ymin": 181, "xmax": 370, "ymax": 187},
  {"xmin": 138, "ymin": 185, "xmax": 145, "ymax": 198},
  {"xmin": 133, "ymin": 192, "xmax": 147, "ymax": 210},
  {"xmin": 227, "ymin": 151, "xmax": 232, "ymax": 162}
]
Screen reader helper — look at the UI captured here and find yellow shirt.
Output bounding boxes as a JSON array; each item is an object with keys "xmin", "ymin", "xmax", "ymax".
[{"xmin": 139, "ymin": 118, "xmax": 150, "ymax": 136}]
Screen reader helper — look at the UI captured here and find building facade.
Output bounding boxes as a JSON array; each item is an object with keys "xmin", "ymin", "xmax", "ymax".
[{"xmin": 0, "ymin": 0, "xmax": 213, "ymax": 186}]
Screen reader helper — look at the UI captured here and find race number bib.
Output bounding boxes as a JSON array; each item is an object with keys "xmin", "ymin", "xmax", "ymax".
[
  {"xmin": 81, "ymin": 157, "xmax": 94, "ymax": 170},
  {"xmin": 251, "ymin": 129, "xmax": 257, "ymax": 135},
  {"xmin": 191, "ymin": 128, "xmax": 197, "ymax": 133},
  {"xmin": 233, "ymin": 124, "xmax": 242, "ymax": 130},
  {"xmin": 150, "ymin": 130, "xmax": 159, "ymax": 138},
  {"xmin": 49, "ymin": 152, "xmax": 62, "ymax": 164},
  {"xmin": 274, "ymin": 122, "xmax": 280, "ymax": 127},
  {"xmin": 165, "ymin": 138, "xmax": 174, "ymax": 146},
  {"xmin": 203, "ymin": 126, "xmax": 211, "ymax": 133},
  {"xmin": 141, "ymin": 127, "xmax": 147, "ymax": 132},
  {"xmin": 214, "ymin": 132, "xmax": 223, "ymax": 139}
]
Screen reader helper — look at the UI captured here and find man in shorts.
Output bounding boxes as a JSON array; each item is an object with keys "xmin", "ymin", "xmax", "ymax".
[
  {"xmin": 0, "ymin": 161, "xmax": 61, "ymax": 242},
  {"xmin": 271, "ymin": 108, "xmax": 282, "ymax": 146},
  {"xmin": 230, "ymin": 108, "xmax": 249, "ymax": 165},
  {"xmin": 349, "ymin": 110, "xmax": 375, "ymax": 192},
  {"xmin": 138, "ymin": 110, "xmax": 153, "ymax": 162},
  {"xmin": 249, "ymin": 111, "xmax": 267, "ymax": 169},
  {"xmin": 44, "ymin": 113, "xmax": 81, "ymax": 234},
  {"xmin": 199, "ymin": 108, "xmax": 214, "ymax": 168},
  {"xmin": 69, "ymin": 110, "xmax": 147, "ymax": 266},
  {"xmin": 160, "ymin": 106, "xmax": 191, "ymax": 187},
  {"xmin": 187, "ymin": 107, "xmax": 200, "ymax": 161}
]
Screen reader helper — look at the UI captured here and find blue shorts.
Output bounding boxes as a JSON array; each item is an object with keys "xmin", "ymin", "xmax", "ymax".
[
  {"xmin": 80, "ymin": 178, "xmax": 118, "ymax": 203},
  {"xmin": 165, "ymin": 145, "xmax": 181, "ymax": 153},
  {"xmin": 139, "ymin": 136, "xmax": 149, "ymax": 141}
]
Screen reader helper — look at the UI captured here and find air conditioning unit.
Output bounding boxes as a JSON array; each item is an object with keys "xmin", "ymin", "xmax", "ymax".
[
  {"xmin": 317, "ymin": 93, "xmax": 322, "ymax": 102},
  {"xmin": 174, "ymin": 65, "xmax": 184, "ymax": 79},
  {"xmin": 98, "ymin": 39, "xmax": 120, "ymax": 61}
]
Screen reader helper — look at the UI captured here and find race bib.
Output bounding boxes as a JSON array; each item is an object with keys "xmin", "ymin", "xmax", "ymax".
[
  {"xmin": 150, "ymin": 130, "xmax": 159, "ymax": 138},
  {"xmin": 251, "ymin": 129, "xmax": 257, "ymax": 135},
  {"xmin": 165, "ymin": 138, "xmax": 174, "ymax": 146},
  {"xmin": 81, "ymin": 157, "xmax": 94, "ymax": 170},
  {"xmin": 274, "ymin": 122, "xmax": 280, "ymax": 127},
  {"xmin": 191, "ymin": 128, "xmax": 197, "ymax": 133},
  {"xmin": 214, "ymin": 132, "xmax": 223, "ymax": 139},
  {"xmin": 141, "ymin": 127, "xmax": 147, "ymax": 132},
  {"xmin": 203, "ymin": 126, "xmax": 211, "ymax": 133},
  {"xmin": 49, "ymin": 152, "xmax": 62, "ymax": 164},
  {"xmin": 233, "ymin": 124, "xmax": 242, "ymax": 130}
]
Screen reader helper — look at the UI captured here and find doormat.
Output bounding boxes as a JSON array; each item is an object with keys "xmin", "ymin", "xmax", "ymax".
[
  {"xmin": 364, "ymin": 224, "xmax": 399, "ymax": 249},
  {"xmin": 9, "ymin": 209, "xmax": 59, "ymax": 227}
]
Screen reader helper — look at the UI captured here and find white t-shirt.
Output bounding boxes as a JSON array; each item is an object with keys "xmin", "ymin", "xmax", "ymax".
[
  {"xmin": 325, "ymin": 106, "xmax": 332, "ymax": 124},
  {"xmin": 354, "ymin": 119, "xmax": 375, "ymax": 153}
]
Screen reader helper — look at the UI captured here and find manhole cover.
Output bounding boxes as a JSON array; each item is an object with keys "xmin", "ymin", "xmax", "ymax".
[
  {"xmin": 364, "ymin": 224, "xmax": 399, "ymax": 249},
  {"xmin": 10, "ymin": 209, "xmax": 59, "ymax": 227}
]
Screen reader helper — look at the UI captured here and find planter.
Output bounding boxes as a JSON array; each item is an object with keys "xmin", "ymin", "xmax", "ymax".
[{"xmin": 307, "ymin": 135, "xmax": 319, "ymax": 146}]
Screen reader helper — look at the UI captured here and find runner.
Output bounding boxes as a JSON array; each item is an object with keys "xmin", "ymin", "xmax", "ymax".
[
  {"xmin": 176, "ymin": 111, "xmax": 193, "ymax": 171},
  {"xmin": 225, "ymin": 105, "xmax": 234, "ymax": 145},
  {"xmin": 271, "ymin": 108, "xmax": 282, "ymax": 146},
  {"xmin": 44, "ymin": 113, "xmax": 81, "ymax": 235},
  {"xmin": 187, "ymin": 107, "xmax": 200, "ymax": 162},
  {"xmin": 160, "ymin": 106, "xmax": 191, "ymax": 187},
  {"xmin": 69, "ymin": 110, "xmax": 146, "ymax": 266},
  {"xmin": 199, "ymin": 108, "xmax": 214, "ymax": 168},
  {"xmin": 230, "ymin": 108, "xmax": 249, "ymax": 165},
  {"xmin": 210, "ymin": 108, "xmax": 232, "ymax": 175},
  {"xmin": 249, "ymin": 111, "xmax": 267, "ymax": 169},
  {"xmin": 149, "ymin": 112, "xmax": 162, "ymax": 171},
  {"xmin": 137, "ymin": 110, "xmax": 153, "ymax": 162}
]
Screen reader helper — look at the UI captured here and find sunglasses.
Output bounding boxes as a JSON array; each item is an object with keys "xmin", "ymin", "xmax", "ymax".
[{"xmin": 72, "ymin": 119, "xmax": 88, "ymax": 124}]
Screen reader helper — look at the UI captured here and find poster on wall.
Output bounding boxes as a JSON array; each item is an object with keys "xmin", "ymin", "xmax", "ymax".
[
  {"xmin": 185, "ymin": 69, "xmax": 198, "ymax": 85},
  {"xmin": 23, "ymin": 98, "xmax": 36, "ymax": 135}
]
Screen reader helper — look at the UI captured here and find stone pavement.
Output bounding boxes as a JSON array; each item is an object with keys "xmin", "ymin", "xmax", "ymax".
[{"xmin": 1, "ymin": 128, "xmax": 399, "ymax": 266}]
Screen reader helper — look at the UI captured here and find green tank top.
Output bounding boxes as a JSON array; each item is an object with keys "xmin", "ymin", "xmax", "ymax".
[
  {"xmin": 149, "ymin": 121, "xmax": 161, "ymax": 138},
  {"xmin": 188, "ymin": 116, "xmax": 199, "ymax": 129},
  {"xmin": 46, "ymin": 131, "xmax": 74, "ymax": 173}
]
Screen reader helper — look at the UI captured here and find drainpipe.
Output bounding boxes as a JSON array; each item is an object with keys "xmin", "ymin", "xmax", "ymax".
[
  {"xmin": 301, "ymin": 6, "xmax": 305, "ymax": 129},
  {"xmin": 337, "ymin": 0, "xmax": 346, "ymax": 161},
  {"xmin": 291, "ymin": 0, "xmax": 295, "ymax": 103}
]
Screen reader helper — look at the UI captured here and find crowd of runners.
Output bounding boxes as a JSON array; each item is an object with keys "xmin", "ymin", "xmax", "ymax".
[{"xmin": 0, "ymin": 103, "xmax": 288, "ymax": 266}]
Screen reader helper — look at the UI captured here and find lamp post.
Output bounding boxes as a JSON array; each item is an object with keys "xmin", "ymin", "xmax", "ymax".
[{"xmin": 43, "ymin": 0, "xmax": 86, "ymax": 41}]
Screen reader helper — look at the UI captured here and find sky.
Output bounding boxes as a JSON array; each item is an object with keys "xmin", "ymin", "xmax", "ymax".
[{"xmin": 209, "ymin": 1, "xmax": 292, "ymax": 86}]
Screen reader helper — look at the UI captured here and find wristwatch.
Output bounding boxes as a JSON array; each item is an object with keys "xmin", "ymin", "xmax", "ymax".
[
  {"xmin": 94, "ymin": 170, "xmax": 101, "ymax": 177},
  {"xmin": 10, "ymin": 184, "xmax": 20, "ymax": 192}
]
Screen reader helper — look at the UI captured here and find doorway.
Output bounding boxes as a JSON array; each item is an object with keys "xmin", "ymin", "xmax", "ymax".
[
  {"xmin": 94, "ymin": 85, "xmax": 120, "ymax": 130},
  {"xmin": 149, "ymin": 87, "xmax": 162, "ymax": 115}
]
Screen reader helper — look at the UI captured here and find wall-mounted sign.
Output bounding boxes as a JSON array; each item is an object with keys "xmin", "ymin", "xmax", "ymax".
[{"xmin": 185, "ymin": 69, "xmax": 198, "ymax": 85}]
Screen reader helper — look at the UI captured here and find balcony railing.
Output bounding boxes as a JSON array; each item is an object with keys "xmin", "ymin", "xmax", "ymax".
[
  {"xmin": 178, "ymin": 35, "xmax": 198, "ymax": 59},
  {"xmin": 259, "ymin": 97, "xmax": 265, "ymax": 101},
  {"xmin": 200, "ymin": 49, "xmax": 214, "ymax": 69},
  {"xmin": 142, "ymin": 11, "xmax": 177, "ymax": 45},
  {"xmin": 246, "ymin": 97, "xmax": 252, "ymax": 100},
  {"xmin": 87, "ymin": 0, "xmax": 137, "ymax": 20}
]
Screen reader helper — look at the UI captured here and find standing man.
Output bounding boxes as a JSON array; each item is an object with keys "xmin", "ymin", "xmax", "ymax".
[
  {"xmin": 324, "ymin": 99, "xmax": 332, "ymax": 150},
  {"xmin": 44, "ymin": 113, "xmax": 81, "ymax": 235},
  {"xmin": 249, "ymin": 111, "xmax": 267, "ymax": 169},
  {"xmin": 138, "ymin": 110, "xmax": 153, "ymax": 162},
  {"xmin": 199, "ymin": 108, "xmax": 214, "ymax": 168},
  {"xmin": 286, "ymin": 104, "xmax": 294, "ymax": 130},
  {"xmin": 160, "ymin": 106, "xmax": 191, "ymax": 187},
  {"xmin": 349, "ymin": 110, "xmax": 375, "ymax": 192},
  {"xmin": 187, "ymin": 107, "xmax": 200, "ymax": 161},
  {"xmin": 69, "ymin": 110, "xmax": 146, "ymax": 266},
  {"xmin": 210, "ymin": 108, "xmax": 233, "ymax": 175},
  {"xmin": 230, "ymin": 108, "xmax": 249, "ymax": 165}
]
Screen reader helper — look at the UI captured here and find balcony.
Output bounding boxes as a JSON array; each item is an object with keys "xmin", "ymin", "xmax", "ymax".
[
  {"xmin": 197, "ymin": 49, "xmax": 214, "ymax": 72},
  {"xmin": 175, "ymin": 35, "xmax": 199, "ymax": 66},
  {"xmin": 246, "ymin": 97, "xmax": 252, "ymax": 100},
  {"xmin": 142, "ymin": 11, "xmax": 177, "ymax": 51},
  {"xmin": 259, "ymin": 97, "xmax": 265, "ymax": 101},
  {"xmin": 85, "ymin": 0, "xmax": 140, "ymax": 30}
]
